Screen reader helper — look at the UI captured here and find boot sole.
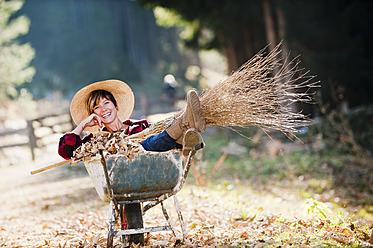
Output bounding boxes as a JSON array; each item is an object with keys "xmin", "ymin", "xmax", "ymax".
[
  {"xmin": 183, "ymin": 128, "xmax": 201, "ymax": 156},
  {"xmin": 187, "ymin": 90, "xmax": 206, "ymax": 132}
]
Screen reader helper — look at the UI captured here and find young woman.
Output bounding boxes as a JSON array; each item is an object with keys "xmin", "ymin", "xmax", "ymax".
[{"xmin": 58, "ymin": 79, "xmax": 206, "ymax": 160}]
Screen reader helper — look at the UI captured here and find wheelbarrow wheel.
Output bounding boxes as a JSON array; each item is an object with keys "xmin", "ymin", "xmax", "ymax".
[{"xmin": 125, "ymin": 203, "xmax": 144, "ymax": 245}]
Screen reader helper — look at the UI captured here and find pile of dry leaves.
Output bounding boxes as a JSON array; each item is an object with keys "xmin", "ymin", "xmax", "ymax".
[{"xmin": 72, "ymin": 131, "xmax": 150, "ymax": 164}]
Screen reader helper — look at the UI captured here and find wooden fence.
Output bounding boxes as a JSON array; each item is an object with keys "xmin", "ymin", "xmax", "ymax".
[
  {"xmin": 0, "ymin": 95, "xmax": 182, "ymax": 162},
  {"xmin": 0, "ymin": 112, "xmax": 74, "ymax": 160}
]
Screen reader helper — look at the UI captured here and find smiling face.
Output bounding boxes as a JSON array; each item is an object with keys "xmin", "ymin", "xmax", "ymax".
[
  {"xmin": 92, "ymin": 97, "xmax": 119, "ymax": 124},
  {"xmin": 87, "ymin": 90, "xmax": 119, "ymax": 125}
]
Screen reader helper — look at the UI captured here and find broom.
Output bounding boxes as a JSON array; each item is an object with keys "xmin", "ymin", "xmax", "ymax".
[
  {"xmin": 128, "ymin": 43, "xmax": 318, "ymax": 141},
  {"xmin": 32, "ymin": 43, "xmax": 318, "ymax": 174}
]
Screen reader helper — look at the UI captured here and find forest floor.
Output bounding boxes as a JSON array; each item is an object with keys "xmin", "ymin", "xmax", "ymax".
[{"xmin": 0, "ymin": 153, "xmax": 372, "ymax": 248}]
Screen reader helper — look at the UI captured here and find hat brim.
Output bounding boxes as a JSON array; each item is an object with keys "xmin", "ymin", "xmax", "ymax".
[{"xmin": 70, "ymin": 79, "xmax": 135, "ymax": 132}]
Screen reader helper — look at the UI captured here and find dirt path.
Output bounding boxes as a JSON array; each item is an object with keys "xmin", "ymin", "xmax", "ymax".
[
  {"xmin": 0, "ymin": 155, "xmax": 106, "ymax": 246},
  {"xmin": 0, "ymin": 156, "xmax": 371, "ymax": 247}
]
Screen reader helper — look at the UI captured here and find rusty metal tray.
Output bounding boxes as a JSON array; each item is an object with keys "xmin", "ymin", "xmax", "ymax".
[{"xmin": 84, "ymin": 151, "xmax": 182, "ymax": 202}]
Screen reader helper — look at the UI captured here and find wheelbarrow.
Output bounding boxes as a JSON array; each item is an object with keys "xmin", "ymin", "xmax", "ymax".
[{"xmin": 83, "ymin": 143, "xmax": 203, "ymax": 247}]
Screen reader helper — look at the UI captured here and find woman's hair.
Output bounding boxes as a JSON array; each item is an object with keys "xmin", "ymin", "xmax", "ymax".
[{"xmin": 87, "ymin": 90, "xmax": 117, "ymax": 114}]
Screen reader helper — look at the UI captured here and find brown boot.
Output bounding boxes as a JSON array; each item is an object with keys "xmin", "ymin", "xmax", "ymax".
[
  {"xmin": 182, "ymin": 90, "xmax": 206, "ymax": 132},
  {"xmin": 166, "ymin": 117, "xmax": 184, "ymax": 142},
  {"xmin": 166, "ymin": 90, "xmax": 206, "ymax": 142},
  {"xmin": 182, "ymin": 128, "xmax": 201, "ymax": 156}
]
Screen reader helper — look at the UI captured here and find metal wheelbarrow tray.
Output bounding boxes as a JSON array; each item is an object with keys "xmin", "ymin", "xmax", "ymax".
[{"xmin": 83, "ymin": 147, "xmax": 199, "ymax": 247}]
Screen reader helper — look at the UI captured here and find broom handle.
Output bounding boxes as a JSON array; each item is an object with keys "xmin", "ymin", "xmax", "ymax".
[{"xmin": 30, "ymin": 159, "xmax": 72, "ymax": 175}]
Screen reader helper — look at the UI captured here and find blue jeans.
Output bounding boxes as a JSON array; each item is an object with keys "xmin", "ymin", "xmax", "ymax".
[{"xmin": 141, "ymin": 130, "xmax": 182, "ymax": 152}]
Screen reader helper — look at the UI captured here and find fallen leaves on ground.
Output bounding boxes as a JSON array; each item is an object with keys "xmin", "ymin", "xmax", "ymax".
[
  {"xmin": 1, "ymin": 162, "xmax": 372, "ymax": 248},
  {"xmin": 1, "ymin": 184, "xmax": 372, "ymax": 248}
]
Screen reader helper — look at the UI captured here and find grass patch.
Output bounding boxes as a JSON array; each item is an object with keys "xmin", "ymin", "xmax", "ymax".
[{"xmin": 194, "ymin": 124, "xmax": 373, "ymax": 212}]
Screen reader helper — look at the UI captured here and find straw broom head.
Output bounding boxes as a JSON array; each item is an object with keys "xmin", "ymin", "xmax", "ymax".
[
  {"xmin": 136, "ymin": 43, "xmax": 318, "ymax": 140},
  {"xmin": 200, "ymin": 43, "xmax": 318, "ymax": 135}
]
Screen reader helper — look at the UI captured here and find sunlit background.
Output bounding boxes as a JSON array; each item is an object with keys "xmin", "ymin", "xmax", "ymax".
[
  {"xmin": 1, "ymin": 0, "xmax": 372, "ymax": 165},
  {"xmin": 1, "ymin": 0, "xmax": 373, "ymax": 246}
]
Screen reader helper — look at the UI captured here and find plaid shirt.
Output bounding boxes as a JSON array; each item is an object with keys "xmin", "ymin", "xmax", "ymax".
[{"xmin": 58, "ymin": 119, "xmax": 149, "ymax": 159}]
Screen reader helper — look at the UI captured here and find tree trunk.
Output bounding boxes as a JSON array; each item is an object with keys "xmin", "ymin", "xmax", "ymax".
[
  {"xmin": 263, "ymin": 0, "xmax": 277, "ymax": 51},
  {"xmin": 220, "ymin": 29, "xmax": 256, "ymax": 74},
  {"xmin": 263, "ymin": 1, "xmax": 299, "ymax": 113}
]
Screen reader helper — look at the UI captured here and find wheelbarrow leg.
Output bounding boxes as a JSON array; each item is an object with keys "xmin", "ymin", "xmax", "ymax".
[
  {"xmin": 161, "ymin": 202, "xmax": 181, "ymax": 240},
  {"xmin": 173, "ymin": 196, "xmax": 187, "ymax": 239},
  {"xmin": 107, "ymin": 201, "xmax": 116, "ymax": 248}
]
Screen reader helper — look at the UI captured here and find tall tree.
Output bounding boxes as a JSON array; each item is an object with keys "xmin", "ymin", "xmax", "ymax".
[
  {"xmin": 0, "ymin": 0, "xmax": 35, "ymax": 99},
  {"xmin": 19, "ymin": 0, "xmax": 189, "ymax": 99},
  {"xmin": 138, "ymin": 0, "xmax": 373, "ymax": 109},
  {"xmin": 281, "ymin": 0, "xmax": 373, "ymax": 108},
  {"xmin": 137, "ymin": 0, "xmax": 268, "ymax": 73}
]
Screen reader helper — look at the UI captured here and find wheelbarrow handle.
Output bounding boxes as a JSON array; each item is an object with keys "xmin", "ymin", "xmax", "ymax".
[{"xmin": 30, "ymin": 159, "xmax": 72, "ymax": 175}]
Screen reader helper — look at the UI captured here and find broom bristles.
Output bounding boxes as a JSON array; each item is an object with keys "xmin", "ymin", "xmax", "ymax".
[
  {"xmin": 134, "ymin": 43, "xmax": 318, "ymax": 140},
  {"xmin": 200, "ymin": 43, "xmax": 318, "ymax": 135}
]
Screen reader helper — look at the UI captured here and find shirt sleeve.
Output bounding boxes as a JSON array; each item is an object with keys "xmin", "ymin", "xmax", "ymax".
[
  {"xmin": 125, "ymin": 119, "xmax": 150, "ymax": 135},
  {"xmin": 58, "ymin": 133, "xmax": 92, "ymax": 159}
]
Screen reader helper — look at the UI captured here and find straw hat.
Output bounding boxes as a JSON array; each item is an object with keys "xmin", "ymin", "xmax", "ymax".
[{"xmin": 70, "ymin": 79, "xmax": 135, "ymax": 132}]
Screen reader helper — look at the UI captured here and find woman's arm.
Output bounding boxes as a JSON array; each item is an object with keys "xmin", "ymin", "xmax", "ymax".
[
  {"xmin": 58, "ymin": 114, "xmax": 100, "ymax": 159},
  {"xmin": 58, "ymin": 132, "xmax": 93, "ymax": 159},
  {"xmin": 71, "ymin": 113, "xmax": 103, "ymax": 135}
]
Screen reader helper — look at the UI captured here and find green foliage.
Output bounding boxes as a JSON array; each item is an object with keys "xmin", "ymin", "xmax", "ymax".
[
  {"xmin": 153, "ymin": 7, "xmax": 201, "ymax": 42},
  {"xmin": 139, "ymin": 0, "xmax": 265, "ymax": 43},
  {"xmin": 17, "ymin": 0, "xmax": 193, "ymax": 99},
  {"xmin": 153, "ymin": 7, "xmax": 188, "ymax": 28},
  {"xmin": 197, "ymin": 106, "xmax": 373, "ymax": 207},
  {"xmin": 139, "ymin": 0, "xmax": 373, "ymax": 109},
  {"xmin": 309, "ymin": 105, "xmax": 373, "ymax": 156},
  {"xmin": 0, "ymin": 0, "xmax": 35, "ymax": 99},
  {"xmin": 304, "ymin": 198, "xmax": 331, "ymax": 219},
  {"xmin": 137, "ymin": 0, "xmax": 267, "ymax": 64}
]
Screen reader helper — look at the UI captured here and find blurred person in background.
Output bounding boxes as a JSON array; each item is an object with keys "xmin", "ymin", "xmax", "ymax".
[{"xmin": 163, "ymin": 74, "xmax": 178, "ymax": 107}]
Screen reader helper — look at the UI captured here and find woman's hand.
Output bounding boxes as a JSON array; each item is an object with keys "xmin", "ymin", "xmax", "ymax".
[
  {"xmin": 82, "ymin": 113, "xmax": 103, "ymax": 128},
  {"xmin": 72, "ymin": 114, "xmax": 102, "ymax": 135}
]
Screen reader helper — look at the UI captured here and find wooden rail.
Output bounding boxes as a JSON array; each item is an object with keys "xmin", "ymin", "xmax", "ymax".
[
  {"xmin": 0, "ymin": 112, "xmax": 74, "ymax": 160},
  {"xmin": 0, "ymin": 98, "xmax": 179, "ymax": 161}
]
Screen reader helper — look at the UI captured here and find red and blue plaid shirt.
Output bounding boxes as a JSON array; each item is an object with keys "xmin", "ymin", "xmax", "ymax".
[{"xmin": 58, "ymin": 119, "xmax": 149, "ymax": 159}]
